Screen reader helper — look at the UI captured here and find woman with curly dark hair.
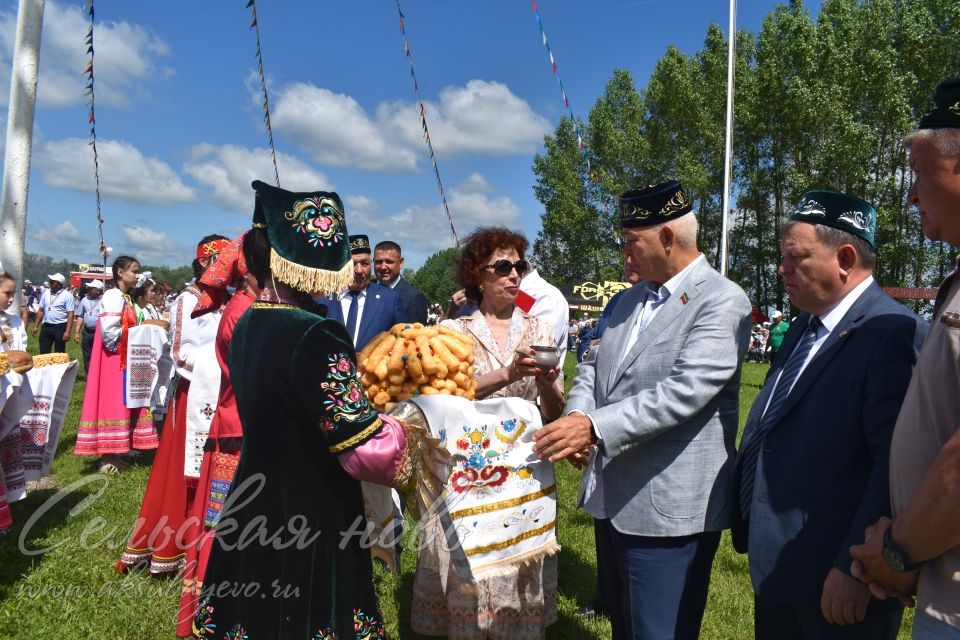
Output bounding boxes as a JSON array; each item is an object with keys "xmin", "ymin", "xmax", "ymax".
[{"xmin": 411, "ymin": 226, "xmax": 564, "ymax": 640}]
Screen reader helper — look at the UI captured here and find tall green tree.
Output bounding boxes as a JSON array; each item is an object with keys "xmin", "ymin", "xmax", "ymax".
[
  {"xmin": 411, "ymin": 247, "xmax": 460, "ymax": 306},
  {"xmin": 532, "ymin": 117, "xmax": 619, "ymax": 284},
  {"xmin": 533, "ymin": 0, "xmax": 959, "ymax": 312}
]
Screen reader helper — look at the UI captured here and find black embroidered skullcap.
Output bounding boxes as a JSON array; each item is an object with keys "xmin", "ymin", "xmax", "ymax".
[{"xmin": 619, "ymin": 180, "xmax": 693, "ymax": 229}]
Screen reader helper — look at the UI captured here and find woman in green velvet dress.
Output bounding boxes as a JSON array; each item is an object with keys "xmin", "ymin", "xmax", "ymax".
[{"xmin": 192, "ymin": 181, "xmax": 444, "ymax": 639}]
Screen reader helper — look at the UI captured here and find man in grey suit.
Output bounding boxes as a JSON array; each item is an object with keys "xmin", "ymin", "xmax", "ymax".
[{"xmin": 534, "ymin": 180, "xmax": 752, "ymax": 639}]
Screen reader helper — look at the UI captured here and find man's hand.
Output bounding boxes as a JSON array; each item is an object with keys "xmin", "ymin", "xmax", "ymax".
[
  {"xmin": 532, "ymin": 414, "xmax": 593, "ymax": 463},
  {"xmin": 31, "ymin": 326, "xmax": 38, "ymax": 337},
  {"xmin": 62, "ymin": 330, "xmax": 70, "ymax": 343},
  {"xmin": 820, "ymin": 568, "xmax": 869, "ymax": 625},
  {"xmin": 849, "ymin": 517, "xmax": 918, "ymax": 605}
]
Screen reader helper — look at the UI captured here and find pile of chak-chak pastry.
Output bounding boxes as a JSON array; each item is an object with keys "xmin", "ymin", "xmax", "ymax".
[{"xmin": 358, "ymin": 322, "xmax": 477, "ymax": 412}]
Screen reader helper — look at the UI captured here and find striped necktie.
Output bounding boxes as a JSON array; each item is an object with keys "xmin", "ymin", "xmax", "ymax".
[{"xmin": 737, "ymin": 316, "xmax": 821, "ymax": 521}]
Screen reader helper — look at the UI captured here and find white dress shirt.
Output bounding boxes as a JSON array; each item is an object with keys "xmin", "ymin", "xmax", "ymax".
[
  {"xmin": 582, "ymin": 254, "xmax": 707, "ymax": 519},
  {"xmin": 339, "ymin": 287, "xmax": 368, "ymax": 346},
  {"xmin": 760, "ymin": 275, "xmax": 874, "ymax": 416}
]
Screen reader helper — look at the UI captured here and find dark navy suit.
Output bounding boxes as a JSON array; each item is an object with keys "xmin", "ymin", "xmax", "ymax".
[
  {"xmin": 389, "ymin": 277, "xmax": 428, "ymax": 325},
  {"xmin": 325, "ymin": 282, "xmax": 408, "ymax": 351},
  {"xmin": 733, "ymin": 282, "xmax": 927, "ymax": 639}
]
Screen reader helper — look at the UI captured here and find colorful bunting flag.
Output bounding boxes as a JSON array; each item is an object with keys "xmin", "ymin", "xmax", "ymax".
[
  {"xmin": 83, "ymin": 1, "xmax": 108, "ymax": 259},
  {"xmin": 246, "ymin": 0, "xmax": 280, "ymax": 187},
  {"xmin": 396, "ymin": 1, "xmax": 459, "ymax": 247},
  {"xmin": 530, "ymin": 1, "xmax": 590, "ymax": 172}
]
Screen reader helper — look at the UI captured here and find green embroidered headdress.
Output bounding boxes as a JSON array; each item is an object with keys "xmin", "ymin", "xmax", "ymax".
[
  {"xmin": 789, "ymin": 190, "xmax": 877, "ymax": 247},
  {"xmin": 251, "ymin": 180, "xmax": 353, "ymax": 295}
]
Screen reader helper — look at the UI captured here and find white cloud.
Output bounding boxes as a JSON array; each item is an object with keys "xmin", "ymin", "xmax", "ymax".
[
  {"xmin": 457, "ymin": 172, "xmax": 495, "ymax": 195},
  {"xmin": 379, "ymin": 80, "xmax": 552, "ymax": 157},
  {"xmin": 345, "ymin": 175, "xmax": 521, "ymax": 265},
  {"xmin": 183, "ymin": 144, "xmax": 332, "ymax": 213},
  {"xmin": 37, "ymin": 138, "xmax": 196, "ymax": 205},
  {"xmin": 270, "ymin": 80, "xmax": 550, "ymax": 173},
  {"xmin": 272, "ymin": 84, "xmax": 419, "ymax": 172},
  {"xmin": 117, "ymin": 224, "xmax": 191, "ymax": 266},
  {"xmin": 27, "ymin": 220, "xmax": 89, "ymax": 256},
  {"xmin": 0, "ymin": 1, "xmax": 173, "ymax": 109}
]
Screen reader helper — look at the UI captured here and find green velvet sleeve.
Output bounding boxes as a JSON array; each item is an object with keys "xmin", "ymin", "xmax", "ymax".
[{"xmin": 292, "ymin": 318, "xmax": 383, "ymax": 454}]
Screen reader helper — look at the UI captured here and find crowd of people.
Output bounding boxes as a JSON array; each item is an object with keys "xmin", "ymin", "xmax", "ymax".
[{"xmin": 0, "ymin": 77, "xmax": 957, "ymax": 640}]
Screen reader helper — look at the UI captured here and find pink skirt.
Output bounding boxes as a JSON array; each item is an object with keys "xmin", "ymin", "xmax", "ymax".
[{"xmin": 74, "ymin": 323, "xmax": 158, "ymax": 456}]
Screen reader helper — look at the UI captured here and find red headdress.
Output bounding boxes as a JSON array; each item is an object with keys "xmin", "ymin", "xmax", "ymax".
[
  {"xmin": 191, "ymin": 233, "xmax": 249, "ymax": 318},
  {"xmin": 196, "ymin": 237, "xmax": 232, "ymax": 260}
]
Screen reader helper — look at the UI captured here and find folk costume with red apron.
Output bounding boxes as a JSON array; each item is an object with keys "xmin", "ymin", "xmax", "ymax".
[
  {"xmin": 176, "ymin": 234, "xmax": 253, "ymax": 637},
  {"xmin": 75, "ymin": 289, "xmax": 158, "ymax": 455},
  {"xmin": 118, "ymin": 239, "xmax": 228, "ymax": 574}
]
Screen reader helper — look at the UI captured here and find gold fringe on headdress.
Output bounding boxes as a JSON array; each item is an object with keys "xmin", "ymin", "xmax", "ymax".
[{"xmin": 269, "ymin": 248, "xmax": 354, "ymax": 296}]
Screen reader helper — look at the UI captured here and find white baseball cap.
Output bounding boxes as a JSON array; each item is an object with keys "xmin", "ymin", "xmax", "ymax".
[
  {"xmin": 47, "ymin": 273, "xmax": 66, "ymax": 284},
  {"xmin": 87, "ymin": 280, "xmax": 104, "ymax": 290},
  {"xmin": 771, "ymin": 310, "xmax": 783, "ymax": 319}
]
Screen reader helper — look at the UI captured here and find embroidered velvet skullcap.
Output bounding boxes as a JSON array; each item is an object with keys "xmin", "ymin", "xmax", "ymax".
[
  {"xmin": 251, "ymin": 180, "xmax": 353, "ymax": 296},
  {"xmin": 349, "ymin": 234, "xmax": 371, "ymax": 255},
  {"xmin": 788, "ymin": 190, "xmax": 877, "ymax": 247},
  {"xmin": 619, "ymin": 180, "xmax": 693, "ymax": 229},
  {"xmin": 191, "ymin": 232, "xmax": 249, "ymax": 318},
  {"xmin": 918, "ymin": 77, "xmax": 960, "ymax": 130},
  {"xmin": 196, "ymin": 238, "xmax": 231, "ymax": 260}
]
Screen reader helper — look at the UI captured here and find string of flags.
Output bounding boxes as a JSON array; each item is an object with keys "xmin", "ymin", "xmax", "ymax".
[
  {"xmin": 530, "ymin": 0, "xmax": 594, "ymax": 180},
  {"xmin": 396, "ymin": 1, "xmax": 459, "ymax": 247},
  {"xmin": 83, "ymin": 0, "xmax": 108, "ymax": 262},
  {"xmin": 246, "ymin": 0, "xmax": 280, "ymax": 187}
]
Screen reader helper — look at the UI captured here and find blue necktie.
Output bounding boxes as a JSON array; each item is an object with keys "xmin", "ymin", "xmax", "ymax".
[
  {"xmin": 737, "ymin": 316, "xmax": 821, "ymax": 521},
  {"xmin": 346, "ymin": 291, "xmax": 360, "ymax": 343}
]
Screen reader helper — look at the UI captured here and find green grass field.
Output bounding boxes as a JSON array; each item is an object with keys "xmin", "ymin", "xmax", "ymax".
[{"xmin": 0, "ymin": 346, "xmax": 913, "ymax": 638}]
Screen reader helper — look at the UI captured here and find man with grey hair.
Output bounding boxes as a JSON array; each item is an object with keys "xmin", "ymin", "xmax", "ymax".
[
  {"xmin": 851, "ymin": 76, "xmax": 960, "ymax": 638},
  {"xmin": 534, "ymin": 180, "xmax": 752, "ymax": 639},
  {"xmin": 734, "ymin": 190, "xmax": 925, "ymax": 638}
]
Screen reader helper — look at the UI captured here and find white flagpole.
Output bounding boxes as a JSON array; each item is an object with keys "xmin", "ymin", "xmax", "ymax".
[
  {"xmin": 0, "ymin": 0, "xmax": 45, "ymax": 305},
  {"xmin": 720, "ymin": 0, "xmax": 736, "ymax": 276}
]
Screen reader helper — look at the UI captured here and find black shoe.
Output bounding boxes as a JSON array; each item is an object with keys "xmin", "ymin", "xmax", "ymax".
[{"xmin": 574, "ymin": 601, "xmax": 607, "ymax": 619}]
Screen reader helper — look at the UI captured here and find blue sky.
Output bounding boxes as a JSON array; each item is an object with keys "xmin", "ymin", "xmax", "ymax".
[{"xmin": 0, "ymin": 0, "xmax": 822, "ymax": 270}]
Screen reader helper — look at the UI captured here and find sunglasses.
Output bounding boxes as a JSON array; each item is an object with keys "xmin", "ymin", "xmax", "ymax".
[{"xmin": 481, "ymin": 259, "xmax": 528, "ymax": 277}]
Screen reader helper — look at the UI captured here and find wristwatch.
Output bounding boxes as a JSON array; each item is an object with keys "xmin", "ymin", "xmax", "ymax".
[
  {"xmin": 882, "ymin": 526, "xmax": 921, "ymax": 572},
  {"xmin": 589, "ymin": 421, "xmax": 599, "ymax": 444}
]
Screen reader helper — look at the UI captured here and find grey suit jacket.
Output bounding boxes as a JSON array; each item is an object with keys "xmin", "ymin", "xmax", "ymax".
[{"xmin": 566, "ymin": 256, "xmax": 752, "ymax": 537}]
